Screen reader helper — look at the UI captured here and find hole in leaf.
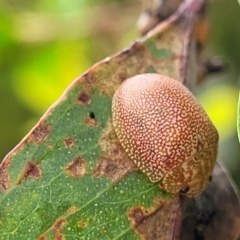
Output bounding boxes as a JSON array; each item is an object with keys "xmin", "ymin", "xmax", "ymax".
[{"xmin": 89, "ymin": 111, "xmax": 95, "ymax": 119}]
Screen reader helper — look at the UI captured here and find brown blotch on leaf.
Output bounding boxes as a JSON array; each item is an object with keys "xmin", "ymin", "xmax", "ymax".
[
  {"xmin": 128, "ymin": 197, "xmax": 181, "ymax": 239},
  {"xmin": 27, "ymin": 122, "xmax": 52, "ymax": 144},
  {"xmin": 95, "ymin": 121, "xmax": 137, "ymax": 183},
  {"xmin": 66, "ymin": 156, "xmax": 86, "ymax": 178},
  {"xmin": 117, "ymin": 72, "xmax": 128, "ymax": 84},
  {"xmin": 128, "ymin": 207, "xmax": 150, "ymax": 227},
  {"xmin": 85, "ymin": 113, "xmax": 98, "ymax": 127},
  {"xmin": 77, "ymin": 221, "xmax": 88, "ymax": 228},
  {"xmin": 101, "ymin": 226, "xmax": 108, "ymax": 234},
  {"xmin": 110, "ymin": 141, "xmax": 125, "ymax": 156},
  {"xmin": 37, "ymin": 235, "xmax": 47, "ymax": 240},
  {"xmin": 63, "ymin": 137, "xmax": 75, "ymax": 148},
  {"xmin": 119, "ymin": 42, "xmax": 142, "ymax": 61},
  {"xmin": 128, "ymin": 198, "xmax": 164, "ymax": 227},
  {"xmin": 77, "ymin": 90, "xmax": 91, "ymax": 105},
  {"xmin": 67, "ymin": 206, "xmax": 78, "ymax": 215},
  {"xmin": 53, "ymin": 218, "xmax": 66, "ymax": 240},
  {"xmin": 47, "ymin": 143, "xmax": 54, "ymax": 149},
  {"xmin": 86, "ymin": 75, "xmax": 97, "ymax": 85},
  {"xmin": 54, "ymin": 218, "xmax": 66, "ymax": 230},
  {"xmin": 0, "ymin": 161, "xmax": 10, "ymax": 191},
  {"xmin": 92, "ymin": 155, "xmax": 136, "ymax": 183},
  {"xmin": 82, "ymin": 71, "xmax": 97, "ymax": 85},
  {"xmin": 54, "ymin": 234, "xmax": 64, "ymax": 240},
  {"xmin": 99, "ymin": 121, "xmax": 129, "ymax": 156},
  {"xmin": 18, "ymin": 161, "xmax": 42, "ymax": 184}
]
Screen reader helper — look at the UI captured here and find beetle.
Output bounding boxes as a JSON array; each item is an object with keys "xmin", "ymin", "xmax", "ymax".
[{"xmin": 112, "ymin": 73, "xmax": 218, "ymax": 197}]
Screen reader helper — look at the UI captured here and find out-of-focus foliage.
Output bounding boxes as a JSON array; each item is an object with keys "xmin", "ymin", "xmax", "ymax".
[
  {"xmin": 197, "ymin": 0, "xmax": 240, "ymax": 187},
  {"xmin": 0, "ymin": 0, "xmax": 138, "ymax": 159},
  {"xmin": 238, "ymin": 92, "xmax": 240, "ymax": 144},
  {"xmin": 0, "ymin": 0, "xmax": 240, "ymax": 186}
]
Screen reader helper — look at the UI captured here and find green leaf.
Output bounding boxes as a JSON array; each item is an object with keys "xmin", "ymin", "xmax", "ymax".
[{"xmin": 0, "ymin": 1, "xmax": 201, "ymax": 239}]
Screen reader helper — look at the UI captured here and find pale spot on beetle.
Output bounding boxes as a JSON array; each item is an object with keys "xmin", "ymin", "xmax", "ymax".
[
  {"xmin": 17, "ymin": 161, "xmax": 42, "ymax": 184},
  {"xmin": 27, "ymin": 122, "xmax": 52, "ymax": 144},
  {"xmin": 77, "ymin": 90, "xmax": 91, "ymax": 105},
  {"xmin": 66, "ymin": 156, "xmax": 86, "ymax": 178},
  {"xmin": 63, "ymin": 137, "xmax": 75, "ymax": 148}
]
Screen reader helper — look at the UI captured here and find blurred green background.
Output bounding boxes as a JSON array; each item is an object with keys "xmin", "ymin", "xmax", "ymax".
[{"xmin": 0, "ymin": 0, "xmax": 240, "ymax": 188}]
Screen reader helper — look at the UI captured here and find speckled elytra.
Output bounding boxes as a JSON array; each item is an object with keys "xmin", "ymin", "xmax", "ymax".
[{"xmin": 112, "ymin": 74, "xmax": 218, "ymax": 197}]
